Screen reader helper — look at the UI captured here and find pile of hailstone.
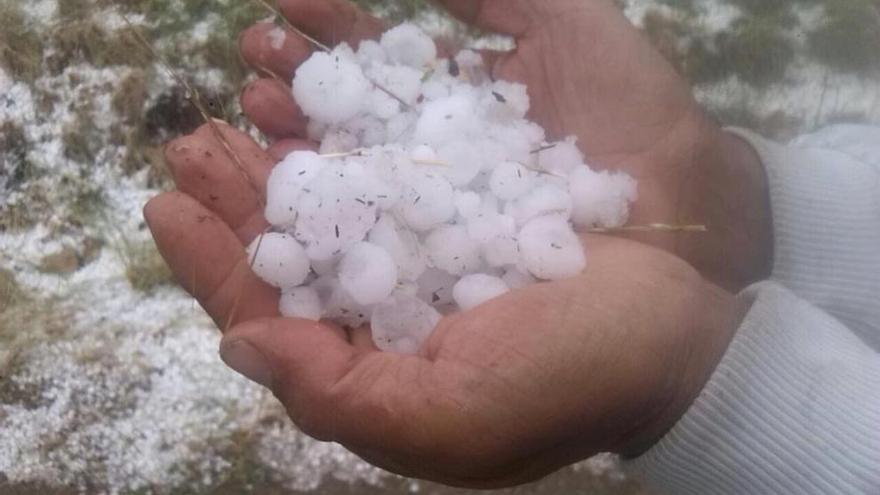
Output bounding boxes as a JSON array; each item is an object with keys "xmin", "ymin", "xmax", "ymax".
[{"xmin": 248, "ymin": 24, "xmax": 637, "ymax": 354}]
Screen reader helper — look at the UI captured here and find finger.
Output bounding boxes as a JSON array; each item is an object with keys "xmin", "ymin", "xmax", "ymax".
[
  {"xmin": 165, "ymin": 124, "xmax": 272, "ymax": 243},
  {"xmin": 239, "ymin": 22, "xmax": 313, "ymax": 80},
  {"xmin": 144, "ymin": 192, "xmax": 280, "ymax": 329},
  {"xmin": 240, "ymin": 78, "xmax": 309, "ymax": 140},
  {"xmin": 432, "ymin": 0, "xmax": 531, "ymax": 36},
  {"xmin": 267, "ymin": 138, "xmax": 318, "ymax": 161},
  {"xmin": 220, "ymin": 317, "xmax": 360, "ymax": 441},
  {"xmin": 278, "ymin": 0, "xmax": 385, "ymax": 48}
]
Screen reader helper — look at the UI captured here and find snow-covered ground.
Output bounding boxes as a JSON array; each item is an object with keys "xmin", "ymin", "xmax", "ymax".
[{"xmin": 1, "ymin": 0, "xmax": 878, "ymax": 493}]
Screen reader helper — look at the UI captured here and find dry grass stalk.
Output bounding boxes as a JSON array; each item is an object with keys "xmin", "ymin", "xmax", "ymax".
[{"xmin": 588, "ymin": 223, "xmax": 708, "ymax": 233}]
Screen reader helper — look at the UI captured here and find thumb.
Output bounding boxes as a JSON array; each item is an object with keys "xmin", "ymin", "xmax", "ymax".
[{"xmin": 219, "ymin": 317, "xmax": 355, "ymax": 439}]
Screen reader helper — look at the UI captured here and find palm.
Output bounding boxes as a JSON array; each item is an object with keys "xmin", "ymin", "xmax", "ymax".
[{"xmin": 145, "ymin": 0, "xmax": 742, "ymax": 487}]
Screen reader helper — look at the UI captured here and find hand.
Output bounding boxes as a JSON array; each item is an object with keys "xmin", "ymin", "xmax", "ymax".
[
  {"xmin": 143, "ymin": 0, "xmax": 756, "ymax": 486},
  {"xmin": 145, "ymin": 122, "xmax": 743, "ymax": 487},
  {"xmin": 238, "ymin": 0, "xmax": 774, "ymax": 291}
]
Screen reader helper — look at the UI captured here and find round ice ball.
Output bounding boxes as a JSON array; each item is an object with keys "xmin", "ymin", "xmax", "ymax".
[
  {"xmin": 537, "ymin": 137, "xmax": 584, "ymax": 176},
  {"xmin": 507, "ymin": 183, "xmax": 573, "ymax": 226},
  {"xmin": 490, "ymin": 161, "xmax": 533, "ymax": 201},
  {"xmin": 569, "ymin": 166, "xmax": 638, "ymax": 229},
  {"xmin": 518, "ymin": 215, "xmax": 586, "ymax": 280},
  {"xmin": 280, "ymin": 286, "xmax": 322, "ymax": 320},
  {"xmin": 453, "ymin": 274, "xmax": 510, "ymax": 311},
  {"xmin": 265, "ymin": 151, "xmax": 324, "ymax": 227},
  {"xmin": 380, "ymin": 23, "xmax": 437, "ymax": 68},
  {"xmin": 482, "ymin": 81, "xmax": 530, "ymax": 122},
  {"xmin": 424, "ymin": 225, "xmax": 482, "ymax": 275},
  {"xmin": 368, "ymin": 215, "xmax": 427, "ymax": 281},
  {"xmin": 312, "ymin": 275, "xmax": 372, "ymax": 328},
  {"xmin": 247, "ymin": 233, "xmax": 311, "ymax": 289},
  {"xmin": 371, "ymin": 292, "xmax": 442, "ymax": 354},
  {"xmin": 413, "ymin": 94, "xmax": 478, "ymax": 146},
  {"xmin": 293, "ymin": 50, "xmax": 371, "ymax": 124},
  {"xmin": 294, "ymin": 166, "xmax": 379, "ymax": 260},
  {"xmin": 338, "ymin": 242, "xmax": 399, "ymax": 306},
  {"xmin": 399, "ymin": 171, "xmax": 456, "ymax": 231},
  {"xmin": 454, "ymin": 190, "xmax": 481, "ymax": 219}
]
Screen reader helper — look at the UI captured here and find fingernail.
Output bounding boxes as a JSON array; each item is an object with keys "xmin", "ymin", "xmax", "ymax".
[{"xmin": 220, "ymin": 339, "xmax": 273, "ymax": 388}]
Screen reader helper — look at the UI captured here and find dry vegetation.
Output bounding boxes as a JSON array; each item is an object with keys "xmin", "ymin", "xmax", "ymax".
[{"xmin": 120, "ymin": 240, "xmax": 174, "ymax": 293}]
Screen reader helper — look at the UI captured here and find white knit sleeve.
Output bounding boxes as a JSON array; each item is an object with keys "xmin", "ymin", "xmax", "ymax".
[
  {"xmin": 733, "ymin": 126, "xmax": 880, "ymax": 348},
  {"xmin": 627, "ymin": 127, "xmax": 880, "ymax": 494}
]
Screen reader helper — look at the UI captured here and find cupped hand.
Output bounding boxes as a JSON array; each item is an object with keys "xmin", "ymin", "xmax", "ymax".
[
  {"xmin": 145, "ymin": 120, "xmax": 743, "ymax": 486},
  {"xmin": 239, "ymin": 0, "xmax": 773, "ymax": 291}
]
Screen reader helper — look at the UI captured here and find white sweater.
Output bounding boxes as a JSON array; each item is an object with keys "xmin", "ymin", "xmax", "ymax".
[{"xmin": 630, "ymin": 125, "xmax": 880, "ymax": 494}]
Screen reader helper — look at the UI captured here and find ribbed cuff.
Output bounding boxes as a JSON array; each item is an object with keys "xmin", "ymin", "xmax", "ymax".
[
  {"xmin": 727, "ymin": 128, "xmax": 880, "ymax": 347},
  {"xmin": 627, "ymin": 282, "xmax": 880, "ymax": 495}
]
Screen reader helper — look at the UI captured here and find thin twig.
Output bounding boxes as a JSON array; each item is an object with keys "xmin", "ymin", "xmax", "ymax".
[
  {"xmin": 588, "ymin": 223, "xmax": 708, "ymax": 233},
  {"xmin": 318, "ymin": 148, "xmax": 368, "ymax": 159}
]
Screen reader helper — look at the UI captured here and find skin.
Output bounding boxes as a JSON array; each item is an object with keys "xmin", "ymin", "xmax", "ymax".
[{"xmin": 145, "ymin": 0, "xmax": 773, "ymax": 487}]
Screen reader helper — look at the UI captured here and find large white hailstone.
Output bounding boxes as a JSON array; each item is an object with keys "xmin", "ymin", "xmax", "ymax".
[
  {"xmin": 356, "ymin": 39, "xmax": 387, "ymax": 67},
  {"xmin": 368, "ymin": 215, "xmax": 426, "ymax": 281},
  {"xmin": 265, "ymin": 151, "xmax": 324, "ymax": 227},
  {"xmin": 424, "ymin": 225, "xmax": 482, "ymax": 275},
  {"xmin": 518, "ymin": 215, "xmax": 587, "ymax": 280},
  {"xmin": 569, "ymin": 167, "xmax": 639, "ymax": 229},
  {"xmin": 367, "ymin": 64, "xmax": 423, "ymax": 106},
  {"xmin": 338, "ymin": 242, "xmax": 399, "ymax": 305},
  {"xmin": 454, "ymin": 190, "xmax": 482, "ymax": 219},
  {"xmin": 293, "ymin": 48, "xmax": 371, "ymax": 124},
  {"xmin": 490, "ymin": 161, "xmax": 533, "ymax": 201},
  {"xmin": 380, "ymin": 23, "xmax": 437, "ymax": 68},
  {"xmin": 372, "ymin": 293, "xmax": 442, "ymax": 354},
  {"xmin": 482, "ymin": 80, "xmax": 530, "ymax": 122},
  {"xmin": 280, "ymin": 286, "xmax": 322, "ymax": 320},
  {"xmin": 506, "ymin": 183, "xmax": 574, "ymax": 226},
  {"xmin": 313, "ymin": 275, "xmax": 372, "ymax": 328},
  {"xmin": 413, "ymin": 94, "xmax": 478, "ymax": 146},
  {"xmin": 399, "ymin": 170, "xmax": 456, "ymax": 231},
  {"xmin": 538, "ymin": 136, "xmax": 585, "ymax": 176},
  {"xmin": 247, "ymin": 233, "xmax": 310, "ymax": 289},
  {"xmin": 294, "ymin": 165, "xmax": 379, "ymax": 260},
  {"xmin": 435, "ymin": 141, "xmax": 484, "ymax": 187},
  {"xmin": 453, "ymin": 274, "xmax": 510, "ymax": 311},
  {"xmin": 483, "ymin": 235, "xmax": 520, "ymax": 267},
  {"xmin": 467, "ymin": 210, "xmax": 516, "ymax": 243}
]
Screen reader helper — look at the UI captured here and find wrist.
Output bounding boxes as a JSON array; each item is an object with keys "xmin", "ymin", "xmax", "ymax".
[
  {"xmin": 676, "ymin": 124, "xmax": 774, "ymax": 292},
  {"xmin": 619, "ymin": 277, "xmax": 748, "ymax": 457}
]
